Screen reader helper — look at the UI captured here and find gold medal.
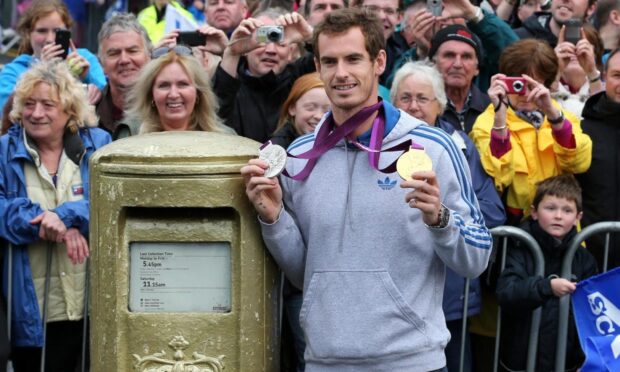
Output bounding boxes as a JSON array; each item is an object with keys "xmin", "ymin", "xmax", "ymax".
[{"xmin": 396, "ymin": 148, "xmax": 433, "ymax": 180}]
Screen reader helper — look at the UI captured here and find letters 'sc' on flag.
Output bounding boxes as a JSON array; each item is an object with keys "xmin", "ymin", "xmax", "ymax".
[{"xmin": 572, "ymin": 267, "xmax": 620, "ymax": 372}]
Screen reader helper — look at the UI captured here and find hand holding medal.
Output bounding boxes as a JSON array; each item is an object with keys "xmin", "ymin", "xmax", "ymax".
[
  {"xmin": 259, "ymin": 141, "xmax": 288, "ymax": 178},
  {"xmin": 398, "ymin": 145, "xmax": 443, "ymax": 226},
  {"xmin": 240, "ymin": 141, "xmax": 287, "ymax": 224}
]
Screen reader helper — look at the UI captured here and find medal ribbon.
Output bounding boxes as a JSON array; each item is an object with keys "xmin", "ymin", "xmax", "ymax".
[{"xmin": 280, "ymin": 101, "xmax": 418, "ymax": 180}]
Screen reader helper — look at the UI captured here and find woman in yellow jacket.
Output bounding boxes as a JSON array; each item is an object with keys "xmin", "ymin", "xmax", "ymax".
[{"xmin": 471, "ymin": 39, "xmax": 592, "ymax": 224}]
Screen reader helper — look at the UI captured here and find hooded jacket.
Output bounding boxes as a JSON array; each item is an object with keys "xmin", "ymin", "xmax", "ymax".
[
  {"xmin": 0, "ymin": 51, "xmax": 107, "ymax": 115},
  {"xmin": 261, "ymin": 101, "xmax": 492, "ymax": 371},
  {"xmin": 575, "ymin": 91, "xmax": 620, "ymax": 267},
  {"xmin": 496, "ymin": 218, "xmax": 598, "ymax": 372},
  {"xmin": 470, "ymin": 101, "xmax": 592, "ymax": 217},
  {"xmin": 0, "ymin": 124, "xmax": 111, "ymax": 347},
  {"xmin": 514, "ymin": 12, "xmax": 558, "ymax": 47}
]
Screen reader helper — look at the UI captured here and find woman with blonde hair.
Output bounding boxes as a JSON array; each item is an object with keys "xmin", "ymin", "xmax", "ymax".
[
  {"xmin": 0, "ymin": 0, "xmax": 106, "ymax": 111},
  {"xmin": 1, "ymin": 60, "xmax": 111, "ymax": 371},
  {"xmin": 126, "ymin": 46, "xmax": 231, "ymax": 134}
]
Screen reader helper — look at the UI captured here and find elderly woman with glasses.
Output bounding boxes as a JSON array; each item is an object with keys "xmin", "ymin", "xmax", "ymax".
[
  {"xmin": 1, "ymin": 60, "xmax": 111, "ymax": 371},
  {"xmin": 391, "ymin": 60, "xmax": 505, "ymax": 372},
  {"xmin": 125, "ymin": 45, "xmax": 232, "ymax": 134}
]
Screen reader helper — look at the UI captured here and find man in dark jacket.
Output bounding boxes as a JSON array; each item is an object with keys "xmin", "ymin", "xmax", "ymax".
[
  {"xmin": 576, "ymin": 48, "xmax": 620, "ymax": 269},
  {"xmin": 515, "ymin": 0, "xmax": 597, "ymax": 47},
  {"xmin": 214, "ymin": 8, "xmax": 315, "ymax": 143},
  {"xmin": 430, "ymin": 25, "xmax": 491, "ymax": 134}
]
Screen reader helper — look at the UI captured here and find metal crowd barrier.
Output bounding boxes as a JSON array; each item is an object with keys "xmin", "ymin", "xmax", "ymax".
[
  {"xmin": 554, "ymin": 221, "xmax": 620, "ymax": 372},
  {"xmin": 490, "ymin": 226, "xmax": 545, "ymax": 372},
  {"xmin": 6, "ymin": 242, "xmax": 90, "ymax": 372}
]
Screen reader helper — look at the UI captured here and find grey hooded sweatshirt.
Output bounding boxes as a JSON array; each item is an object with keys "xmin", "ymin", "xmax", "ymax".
[{"xmin": 261, "ymin": 102, "xmax": 492, "ymax": 371}]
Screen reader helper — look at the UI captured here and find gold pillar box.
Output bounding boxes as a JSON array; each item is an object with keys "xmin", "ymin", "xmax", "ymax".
[{"xmin": 89, "ymin": 132, "xmax": 279, "ymax": 372}]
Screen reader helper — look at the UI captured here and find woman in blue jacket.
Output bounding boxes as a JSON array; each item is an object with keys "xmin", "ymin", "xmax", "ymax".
[
  {"xmin": 0, "ymin": 60, "xmax": 111, "ymax": 372},
  {"xmin": 0, "ymin": 0, "xmax": 107, "ymax": 114}
]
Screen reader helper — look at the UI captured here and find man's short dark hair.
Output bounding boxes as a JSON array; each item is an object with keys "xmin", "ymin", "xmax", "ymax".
[
  {"xmin": 312, "ymin": 8, "xmax": 385, "ymax": 60},
  {"xmin": 593, "ymin": 0, "xmax": 620, "ymax": 28},
  {"xmin": 532, "ymin": 174, "xmax": 583, "ymax": 212}
]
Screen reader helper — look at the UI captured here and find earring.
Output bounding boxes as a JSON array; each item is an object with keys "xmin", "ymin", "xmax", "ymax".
[{"xmin": 151, "ymin": 100, "xmax": 155, "ymax": 107}]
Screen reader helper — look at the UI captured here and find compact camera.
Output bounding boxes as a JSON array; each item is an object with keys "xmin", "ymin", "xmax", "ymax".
[
  {"xmin": 256, "ymin": 26, "xmax": 284, "ymax": 44},
  {"xmin": 501, "ymin": 77, "xmax": 527, "ymax": 95},
  {"xmin": 427, "ymin": 0, "xmax": 442, "ymax": 17}
]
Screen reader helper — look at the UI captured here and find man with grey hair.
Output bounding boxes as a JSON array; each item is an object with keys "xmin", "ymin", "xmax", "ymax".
[
  {"xmin": 96, "ymin": 12, "xmax": 152, "ymax": 139},
  {"xmin": 204, "ymin": 0, "xmax": 248, "ymax": 35}
]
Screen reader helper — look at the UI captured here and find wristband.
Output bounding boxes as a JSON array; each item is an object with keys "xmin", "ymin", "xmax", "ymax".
[
  {"xmin": 492, "ymin": 124, "xmax": 507, "ymax": 131},
  {"xmin": 588, "ymin": 70, "xmax": 601, "ymax": 84},
  {"xmin": 548, "ymin": 112, "xmax": 564, "ymax": 125},
  {"xmin": 468, "ymin": 7, "xmax": 484, "ymax": 24}
]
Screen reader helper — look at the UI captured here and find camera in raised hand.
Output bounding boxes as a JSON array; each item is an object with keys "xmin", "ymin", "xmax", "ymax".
[{"xmin": 256, "ymin": 26, "xmax": 284, "ymax": 44}]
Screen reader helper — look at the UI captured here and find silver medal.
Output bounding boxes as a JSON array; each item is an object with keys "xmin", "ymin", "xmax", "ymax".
[{"xmin": 259, "ymin": 142, "xmax": 287, "ymax": 178}]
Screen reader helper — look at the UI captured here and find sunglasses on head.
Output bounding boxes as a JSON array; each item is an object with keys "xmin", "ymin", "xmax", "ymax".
[{"xmin": 151, "ymin": 45, "xmax": 193, "ymax": 59}]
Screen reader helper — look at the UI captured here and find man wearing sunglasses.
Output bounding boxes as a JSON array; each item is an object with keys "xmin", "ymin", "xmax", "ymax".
[{"xmin": 213, "ymin": 8, "xmax": 315, "ymax": 143}]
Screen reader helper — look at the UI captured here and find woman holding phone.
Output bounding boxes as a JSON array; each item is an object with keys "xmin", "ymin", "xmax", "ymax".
[
  {"xmin": 0, "ymin": 0, "xmax": 107, "ymax": 112},
  {"xmin": 471, "ymin": 39, "xmax": 592, "ymax": 224}
]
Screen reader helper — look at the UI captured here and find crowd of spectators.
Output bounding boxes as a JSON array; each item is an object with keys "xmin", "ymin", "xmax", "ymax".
[{"xmin": 2, "ymin": 0, "xmax": 620, "ymax": 370}]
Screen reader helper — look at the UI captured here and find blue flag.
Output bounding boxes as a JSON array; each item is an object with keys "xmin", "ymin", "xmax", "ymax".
[{"xmin": 572, "ymin": 267, "xmax": 620, "ymax": 372}]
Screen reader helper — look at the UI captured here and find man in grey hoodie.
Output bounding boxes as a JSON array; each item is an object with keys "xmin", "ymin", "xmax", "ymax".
[{"xmin": 241, "ymin": 8, "xmax": 492, "ymax": 371}]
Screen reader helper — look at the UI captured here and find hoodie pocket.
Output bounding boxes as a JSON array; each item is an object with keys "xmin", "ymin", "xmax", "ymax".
[{"xmin": 300, "ymin": 270, "xmax": 430, "ymax": 360}]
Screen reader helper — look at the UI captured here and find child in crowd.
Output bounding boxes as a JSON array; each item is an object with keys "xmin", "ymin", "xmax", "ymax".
[{"xmin": 496, "ymin": 174, "xmax": 598, "ymax": 372}]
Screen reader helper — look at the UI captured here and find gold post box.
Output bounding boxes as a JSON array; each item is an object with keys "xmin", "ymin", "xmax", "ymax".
[{"xmin": 89, "ymin": 132, "xmax": 279, "ymax": 372}]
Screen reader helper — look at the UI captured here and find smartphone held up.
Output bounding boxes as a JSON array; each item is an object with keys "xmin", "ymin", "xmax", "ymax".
[
  {"xmin": 54, "ymin": 28, "xmax": 71, "ymax": 59},
  {"xmin": 564, "ymin": 19, "xmax": 582, "ymax": 45},
  {"xmin": 177, "ymin": 31, "xmax": 207, "ymax": 47}
]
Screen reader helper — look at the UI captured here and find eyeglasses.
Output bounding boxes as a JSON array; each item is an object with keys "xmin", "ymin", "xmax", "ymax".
[
  {"xmin": 397, "ymin": 95, "xmax": 437, "ymax": 106},
  {"xmin": 151, "ymin": 45, "xmax": 193, "ymax": 59},
  {"xmin": 362, "ymin": 5, "xmax": 400, "ymax": 16}
]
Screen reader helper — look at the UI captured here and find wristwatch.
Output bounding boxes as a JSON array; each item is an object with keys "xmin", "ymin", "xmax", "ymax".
[{"xmin": 426, "ymin": 204, "xmax": 450, "ymax": 229}]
